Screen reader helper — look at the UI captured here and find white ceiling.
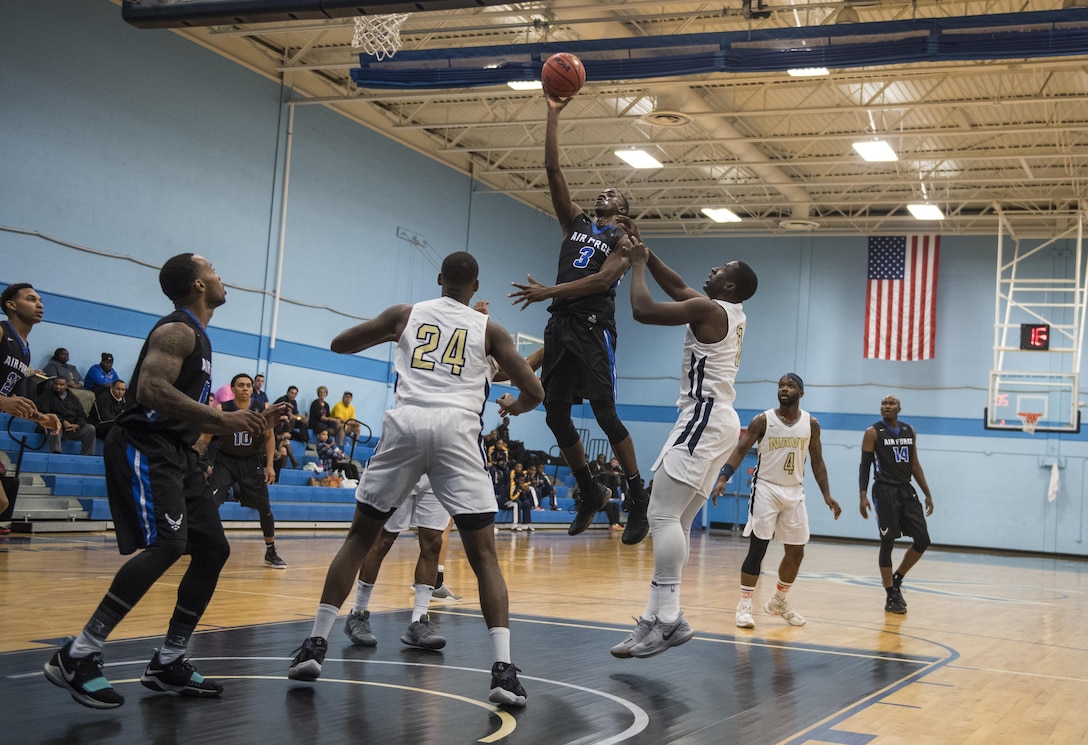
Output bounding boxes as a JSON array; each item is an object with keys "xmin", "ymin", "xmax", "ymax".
[{"xmin": 155, "ymin": 0, "xmax": 1088, "ymax": 238}]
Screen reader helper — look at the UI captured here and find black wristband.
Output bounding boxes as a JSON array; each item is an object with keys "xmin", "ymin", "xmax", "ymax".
[{"xmin": 859, "ymin": 450, "xmax": 874, "ymax": 491}]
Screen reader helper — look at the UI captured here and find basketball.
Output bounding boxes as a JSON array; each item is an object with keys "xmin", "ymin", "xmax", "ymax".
[{"xmin": 541, "ymin": 53, "xmax": 586, "ymax": 99}]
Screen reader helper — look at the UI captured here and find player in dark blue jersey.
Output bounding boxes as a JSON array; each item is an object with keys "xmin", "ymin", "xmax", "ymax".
[
  {"xmin": 508, "ymin": 92, "xmax": 651, "ymax": 545},
  {"xmin": 859, "ymin": 395, "xmax": 935, "ymax": 614},
  {"xmin": 45, "ymin": 254, "xmax": 286, "ymax": 709}
]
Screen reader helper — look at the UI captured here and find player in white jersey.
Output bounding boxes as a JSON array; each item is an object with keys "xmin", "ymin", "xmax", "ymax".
[
  {"xmin": 288, "ymin": 252, "xmax": 543, "ymax": 707},
  {"xmin": 342, "ymin": 476, "xmax": 457, "ymax": 651},
  {"xmin": 713, "ymin": 373, "xmax": 840, "ymax": 629},
  {"xmin": 610, "ymin": 235, "xmax": 759, "ymax": 659}
]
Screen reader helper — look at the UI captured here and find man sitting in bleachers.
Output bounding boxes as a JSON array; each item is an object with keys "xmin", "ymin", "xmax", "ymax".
[{"xmin": 39, "ymin": 377, "xmax": 95, "ymax": 456}]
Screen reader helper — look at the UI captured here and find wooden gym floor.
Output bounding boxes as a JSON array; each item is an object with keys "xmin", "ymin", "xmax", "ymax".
[{"xmin": 1, "ymin": 527, "xmax": 1086, "ymax": 744}]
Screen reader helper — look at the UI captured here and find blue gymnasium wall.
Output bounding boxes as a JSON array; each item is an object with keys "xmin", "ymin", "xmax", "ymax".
[{"xmin": 4, "ymin": 0, "xmax": 1087, "ymax": 555}]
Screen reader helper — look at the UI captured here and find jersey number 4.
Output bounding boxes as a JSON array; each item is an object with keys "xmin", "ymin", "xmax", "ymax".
[{"xmin": 411, "ymin": 324, "xmax": 468, "ymax": 376}]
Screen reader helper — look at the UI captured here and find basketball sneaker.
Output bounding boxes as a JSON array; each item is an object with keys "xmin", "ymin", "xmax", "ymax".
[
  {"xmin": 141, "ymin": 650, "xmax": 224, "ymax": 697},
  {"xmin": 344, "ymin": 609, "xmax": 377, "ymax": 647},
  {"xmin": 610, "ymin": 616, "xmax": 655, "ymax": 658},
  {"xmin": 621, "ymin": 478, "xmax": 650, "ymax": 545},
  {"xmin": 764, "ymin": 595, "xmax": 806, "ymax": 626},
  {"xmin": 43, "ymin": 637, "xmax": 125, "ymax": 709},
  {"xmin": 892, "ymin": 575, "xmax": 908, "ymax": 607},
  {"xmin": 568, "ymin": 482, "xmax": 610, "ymax": 536},
  {"xmin": 488, "ymin": 662, "xmax": 527, "ymax": 707},
  {"xmin": 885, "ymin": 588, "xmax": 907, "ymax": 614},
  {"xmin": 400, "ymin": 614, "xmax": 446, "ymax": 650},
  {"xmin": 264, "ymin": 544, "xmax": 287, "ymax": 569},
  {"xmin": 735, "ymin": 601, "xmax": 756, "ymax": 629},
  {"xmin": 287, "ymin": 637, "xmax": 328, "ymax": 681},
  {"xmin": 432, "ymin": 585, "xmax": 462, "ymax": 600},
  {"xmin": 629, "ymin": 614, "xmax": 695, "ymax": 658}
]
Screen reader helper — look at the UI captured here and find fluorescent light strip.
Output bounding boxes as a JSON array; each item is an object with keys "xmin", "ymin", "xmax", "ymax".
[
  {"xmin": 852, "ymin": 140, "xmax": 898, "ymax": 162},
  {"xmin": 615, "ymin": 149, "xmax": 663, "ymax": 169},
  {"xmin": 701, "ymin": 207, "xmax": 742, "ymax": 223},
  {"xmin": 787, "ymin": 67, "xmax": 829, "ymax": 77},
  {"xmin": 507, "ymin": 80, "xmax": 542, "ymax": 90},
  {"xmin": 907, "ymin": 204, "xmax": 945, "ymax": 220}
]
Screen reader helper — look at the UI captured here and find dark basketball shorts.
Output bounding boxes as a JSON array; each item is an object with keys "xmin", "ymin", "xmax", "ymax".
[
  {"xmin": 872, "ymin": 481, "xmax": 929, "ymax": 542},
  {"xmin": 210, "ymin": 453, "xmax": 271, "ymax": 512},
  {"xmin": 104, "ymin": 427, "xmax": 227, "ymax": 555},
  {"xmin": 542, "ymin": 312, "xmax": 618, "ymax": 404}
]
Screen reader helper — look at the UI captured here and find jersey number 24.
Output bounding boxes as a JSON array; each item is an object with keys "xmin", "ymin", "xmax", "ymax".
[{"xmin": 411, "ymin": 324, "xmax": 468, "ymax": 376}]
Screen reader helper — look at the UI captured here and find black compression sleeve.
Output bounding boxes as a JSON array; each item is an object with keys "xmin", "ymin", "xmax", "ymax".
[{"xmin": 859, "ymin": 450, "xmax": 875, "ymax": 491}]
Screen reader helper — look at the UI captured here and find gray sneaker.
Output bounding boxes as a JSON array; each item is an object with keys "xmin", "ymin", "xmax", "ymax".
[
  {"xmin": 432, "ymin": 585, "xmax": 462, "ymax": 601},
  {"xmin": 610, "ymin": 616, "xmax": 655, "ymax": 659},
  {"xmin": 344, "ymin": 609, "xmax": 377, "ymax": 647},
  {"xmin": 629, "ymin": 614, "xmax": 695, "ymax": 658},
  {"xmin": 400, "ymin": 614, "xmax": 446, "ymax": 650}
]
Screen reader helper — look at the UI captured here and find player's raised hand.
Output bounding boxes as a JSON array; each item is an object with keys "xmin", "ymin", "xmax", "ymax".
[{"xmin": 509, "ymin": 276, "xmax": 551, "ymax": 310}]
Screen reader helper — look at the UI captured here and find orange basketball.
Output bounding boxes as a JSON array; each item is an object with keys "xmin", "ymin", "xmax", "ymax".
[{"xmin": 541, "ymin": 53, "xmax": 586, "ymax": 99}]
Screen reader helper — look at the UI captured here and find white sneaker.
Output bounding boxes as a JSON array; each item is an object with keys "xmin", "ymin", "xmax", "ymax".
[
  {"xmin": 764, "ymin": 595, "xmax": 806, "ymax": 626},
  {"xmin": 610, "ymin": 616, "xmax": 655, "ymax": 659},
  {"xmin": 735, "ymin": 601, "xmax": 755, "ymax": 629}
]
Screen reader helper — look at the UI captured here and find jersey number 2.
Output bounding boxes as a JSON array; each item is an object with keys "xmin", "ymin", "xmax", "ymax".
[{"xmin": 411, "ymin": 324, "xmax": 468, "ymax": 376}]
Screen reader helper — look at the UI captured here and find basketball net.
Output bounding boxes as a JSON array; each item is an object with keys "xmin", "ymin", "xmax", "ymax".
[
  {"xmin": 1018, "ymin": 412, "xmax": 1042, "ymax": 435},
  {"xmin": 352, "ymin": 14, "xmax": 409, "ymax": 60}
]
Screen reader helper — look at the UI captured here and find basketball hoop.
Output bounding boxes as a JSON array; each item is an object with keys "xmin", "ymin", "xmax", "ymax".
[
  {"xmin": 352, "ymin": 14, "xmax": 409, "ymax": 60},
  {"xmin": 1018, "ymin": 411, "xmax": 1042, "ymax": 435}
]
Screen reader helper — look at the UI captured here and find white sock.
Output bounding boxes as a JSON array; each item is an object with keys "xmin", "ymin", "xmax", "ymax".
[
  {"xmin": 353, "ymin": 580, "xmax": 375, "ymax": 613},
  {"xmin": 69, "ymin": 631, "xmax": 105, "ymax": 659},
  {"xmin": 775, "ymin": 580, "xmax": 792, "ymax": 600},
  {"xmin": 642, "ymin": 581, "xmax": 661, "ymax": 621},
  {"xmin": 310, "ymin": 603, "xmax": 340, "ymax": 640},
  {"xmin": 411, "ymin": 584, "xmax": 434, "ymax": 622},
  {"xmin": 488, "ymin": 626, "xmax": 511, "ymax": 664},
  {"xmin": 655, "ymin": 582, "xmax": 681, "ymax": 624}
]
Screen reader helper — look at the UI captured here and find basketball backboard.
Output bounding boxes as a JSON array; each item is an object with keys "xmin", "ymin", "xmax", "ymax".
[{"xmin": 985, "ymin": 370, "xmax": 1081, "ymax": 433}]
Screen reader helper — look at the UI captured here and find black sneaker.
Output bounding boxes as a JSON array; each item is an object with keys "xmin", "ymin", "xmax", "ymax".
[
  {"xmin": 568, "ymin": 482, "xmax": 610, "ymax": 536},
  {"xmin": 264, "ymin": 545, "xmax": 287, "ymax": 569},
  {"xmin": 488, "ymin": 661, "xmax": 527, "ymax": 707},
  {"xmin": 288, "ymin": 637, "xmax": 328, "ymax": 681},
  {"xmin": 892, "ymin": 576, "xmax": 907, "ymax": 607},
  {"xmin": 43, "ymin": 637, "xmax": 125, "ymax": 709},
  {"xmin": 621, "ymin": 478, "xmax": 650, "ymax": 545},
  {"xmin": 884, "ymin": 590, "xmax": 907, "ymax": 614},
  {"xmin": 141, "ymin": 650, "xmax": 224, "ymax": 697}
]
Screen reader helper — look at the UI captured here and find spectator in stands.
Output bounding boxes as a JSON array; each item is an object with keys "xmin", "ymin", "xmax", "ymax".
[
  {"xmin": 330, "ymin": 391, "xmax": 362, "ymax": 447},
  {"xmin": 44, "ymin": 347, "xmax": 95, "ymax": 413},
  {"xmin": 488, "ymin": 438, "xmax": 511, "ymax": 497},
  {"xmin": 273, "ymin": 430, "xmax": 300, "ymax": 478},
  {"xmin": 85, "ymin": 353, "xmax": 119, "ymax": 393},
  {"xmin": 90, "ymin": 379, "xmax": 127, "ymax": 440},
  {"xmin": 213, "ymin": 383, "xmax": 234, "ymax": 407},
  {"xmin": 315, "ymin": 428, "xmax": 359, "ymax": 480},
  {"xmin": 309, "ymin": 386, "xmax": 342, "ymax": 442},
  {"xmin": 40, "ymin": 377, "xmax": 96, "ymax": 455},
  {"xmin": 527, "ymin": 464, "xmax": 556, "ymax": 510},
  {"xmin": 251, "ymin": 374, "xmax": 269, "ymax": 412},
  {"xmin": 504, "ymin": 465, "xmax": 536, "ymax": 531},
  {"xmin": 496, "ymin": 416, "xmax": 511, "ymax": 444},
  {"xmin": 609, "ymin": 456, "xmax": 627, "ymax": 500},
  {"xmin": 274, "ymin": 385, "xmax": 308, "ymax": 441}
]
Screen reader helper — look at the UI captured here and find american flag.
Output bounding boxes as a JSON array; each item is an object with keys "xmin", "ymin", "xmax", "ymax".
[{"xmin": 864, "ymin": 235, "xmax": 940, "ymax": 361}]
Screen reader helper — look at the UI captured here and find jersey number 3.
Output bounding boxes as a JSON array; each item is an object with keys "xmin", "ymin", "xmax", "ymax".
[{"xmin": 411, "ymin": 324, "xmax": 468, "ymax": 376}]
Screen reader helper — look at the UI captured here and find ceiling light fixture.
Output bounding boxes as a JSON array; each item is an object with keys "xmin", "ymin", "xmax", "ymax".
[
  {"xmin": 615, "ymin": 149, "xmax": 663, "ymax": 169},
  {"xmin": 852, "ymin": 140, "xmax": 898, "ymax": 162},
  {"xmin": 507, "ymin": 80, "xmax": 542, "ymax": 91},
  {"xmin": 907, "ymin": 203, "xmax": 945, "ymax": 220},
  {"xmin": 702, "ymin": 207, "xmax": 742, "ymax": 223},
  {"xmin": 787, "ymin": 67, "xmax": 829, "ymax": 77}
]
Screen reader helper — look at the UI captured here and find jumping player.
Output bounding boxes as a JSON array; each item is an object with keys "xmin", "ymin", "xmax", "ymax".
[
  {"xmin": 44, "ymin": 254, "xmax": 285, "ymax": 709},
  {"xmin": 288, "ymin": 252, "xmax": 543, "ymax": 707},
  {"xmin": 717, "ymin": 373, "xmax": 840, "ymax": 629},
  {"xmin": 507, "ymin": 91, "xmax": 650, "ymax": 544},
  {"xmin": 860, "ymin": 395, "xmax": 935, "ymax": 614},
  {"xmin": 611, "ymin": 238, "xmax": 757, "ymax": 658}
]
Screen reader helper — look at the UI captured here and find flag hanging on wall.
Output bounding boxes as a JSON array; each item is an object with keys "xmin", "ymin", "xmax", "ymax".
[{"xmin": 864, "ymin": 235, "xmax": 940, "ymax": 361}]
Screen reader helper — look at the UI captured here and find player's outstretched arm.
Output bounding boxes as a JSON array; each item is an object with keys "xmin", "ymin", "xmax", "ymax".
[
  {"xmin": 486, "ymin": 321, "xmax": 543, "ymax": 416},
  {"xmin": 809, "ymin": 417, "xmax": 841, "ymax": 519},
  {"xmin": 711, "ymin": 414, "xmax": 764, "ymax": 506},
  {"xmin": 509, "ymin": 246, "xmax": 630, "ymax": 310},
  {"xmin": 545, "ymin": 94, "xmax": 580, "ymax": 233},
  {"xmin": 331, "ymin": 304, "xmax": 412, "ymax": 355}
]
